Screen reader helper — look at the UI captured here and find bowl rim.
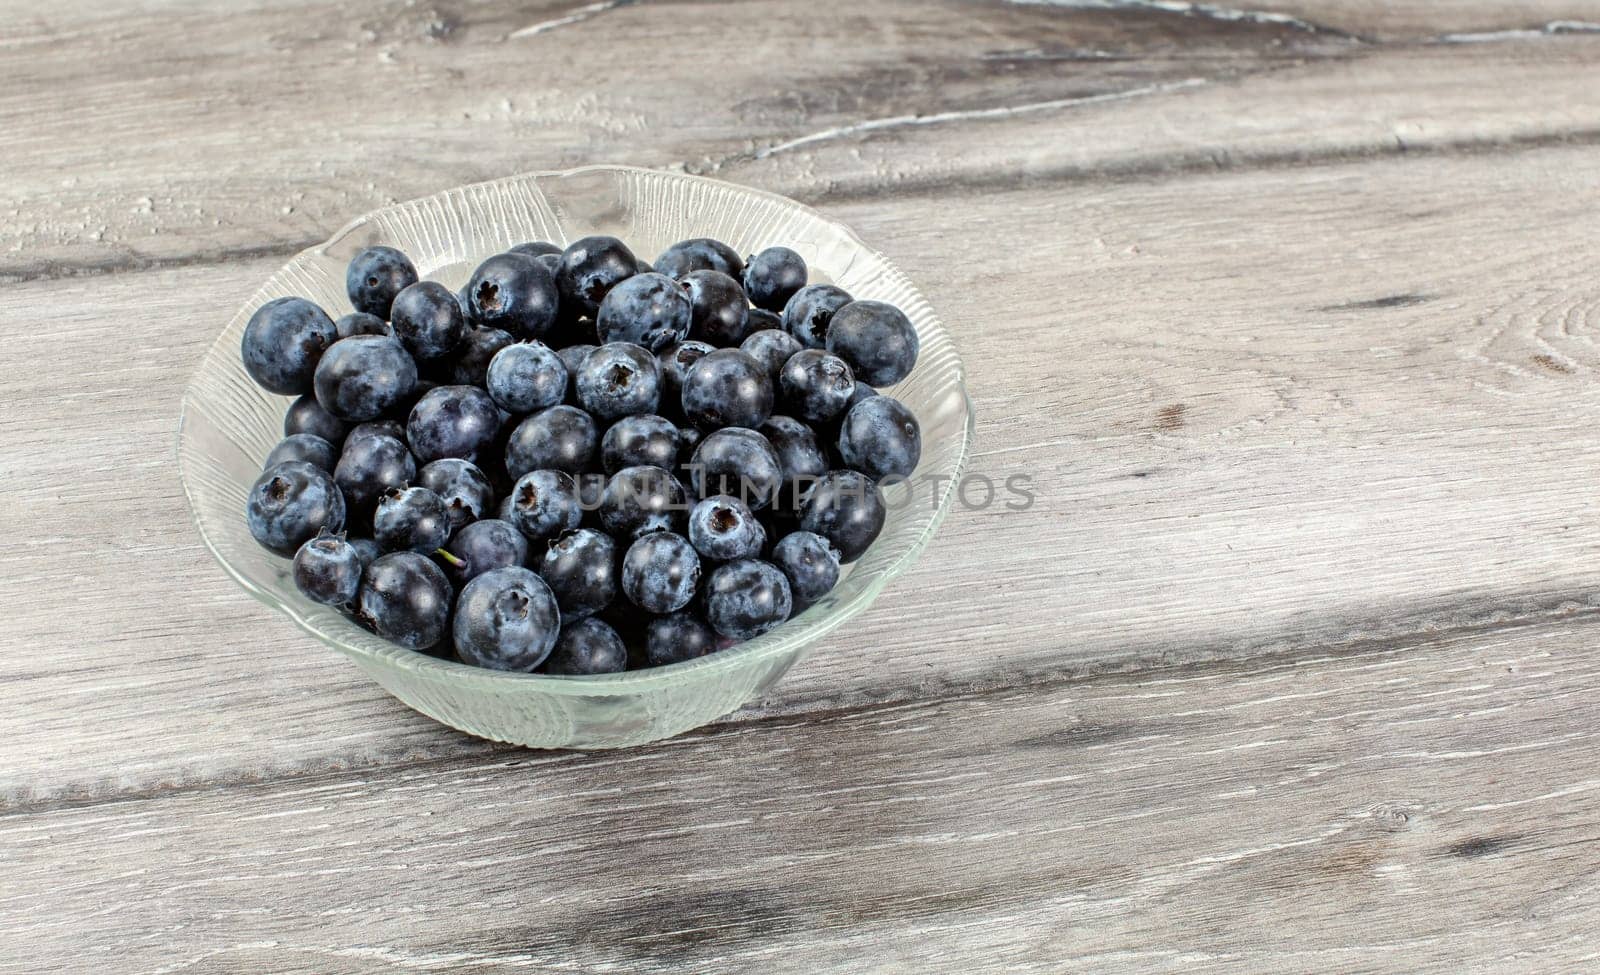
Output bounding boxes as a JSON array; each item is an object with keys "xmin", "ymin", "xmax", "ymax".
[{"xmin": 178, "ymin": 163, "xmax": 973, "ymax": 696}]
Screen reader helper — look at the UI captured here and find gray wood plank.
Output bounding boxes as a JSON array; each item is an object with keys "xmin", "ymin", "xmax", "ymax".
[
  {"xmin": 7, "ymin": 142, "xmax": 1600, "ymax": 804},
  {"xmin": 5, "ymin": 618, "xmax": 1599, "ymax": 974}
]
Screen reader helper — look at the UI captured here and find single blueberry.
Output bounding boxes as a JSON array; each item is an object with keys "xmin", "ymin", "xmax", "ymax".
[
  {"xmin": 507, "ymin": 469, "xmax": 582, "ymax": 542},
  {"xmin": 655, "ymin": 341, "xmax": 715, "ymax": 406},
  {"xmin": 293, "ymin": 531, "xmax": 364, "ymax": 607},
  {"xmin": 509, "ymin": 241, "xmax": 561, "ymax": 259},
  {"xmin": 825, "ymin": 300, "xmax": 919, "ymax": 387},
  {"xmin": 800, "ymin": 470, "xmax": 886, "ymax": 563},
  {"xmin": 599, "ymin": 465, "xmax": 689, "ymax": 539},
  {"xmin": 247, "ymin": 460, "xmax": 346, "ymax": 556},
  {"xmin": 285, "ymin": 394, "xmax": 350, "ymax": 445},
  {"xmin": 505, "ymin": 404, "xmax": 597, "ymax": 478},
  {"xmin": 446, "ymin": 326, "xmax": 515, "ymax": 387},
  {"xmin": 654, "ymin": 238, "xmax": 743, "ymax": 280},
  {"xmin": 621, "ymin": 532, "xmax": 701, "ymax": 614},
  {"xmin": 358, "ymin": 551, "xmax": 453, "ymax": 651},
  {"xmin": 770, "ymin": 531, "xmax": 841, "ymax": 610},
  {"xmin": 645, "ymin": 613, "xmax": 717, "ymax": 667},
  {"xmin": 740, "ymin": 329, "xmax": 803, "ymax": 385},
  {"xmin": 680, "ymin": 270, "xmax": 750, "ymax": 347},
  {"xmin": 704, "ymin": 559, "xmax": 793, "ymax": 640},
  {"xmin": 264, "ymin": 433, "xmax": 338, "ymax": 473},
  {"xmin": 538, "ymin": 527, "xmax": 619, "ymax": 621},
  {"xmin": 418, "ymin": 458, "xmax": 494, "ymax": 533},
  {"xmin": 556, "ymin": 344, "xmax": 595, "ymax": 404},
  {"xmin": 348, "ymin": 537, "xmax": 383, "ymax": 570},
  {"xmin": 742, "ymin": 246, "xmax": 807, "ymax": 312},
  {"xmin": 576, "ymin": 342, "xmax": 660, "ymax": 421},
  {"xmin": 406, "ymin": 384, "xmax": 501, "ymax": 464},
  {"xmin": 335, "ymin": 433, "xmax": 416, "ymax": 517},
  {"xmin": 689, "ymin": 428, "xmax": 783, "ymax": 511},
  {"xmin": 601, "ymin": 414, "xmax": 679, "ymax": 474},
  {"xmin": 241, "ymin": 297, "xmax": 338, "ymax": 395},
  {"xmin": 680, "ymin": 348, "xmax": 772, "ymax": 430},
  {"xmin": 779, "ymin": 348, "xmax": 855, "ymax": 424},
  {"xmin": 838, "ymin": 395, "xmax": 921, "ymax": 479},
  {"xmin": 466, "ymin": 252, "xmax": 560, "ymax": 338},
  {"xmin": 437, "ymin": 518, "xmax": 527, "ymax": 587},
  {"xmin": 452, "ymin": 566, "xmax": 561, "ymax": 672},
  {"xmin": 374, "ymin": 485, "xmax": 452, "ymax": 554},
  {"xmin": 596, "ymin": 272, "xmax": 692, "ymax": 351},
  {"xmin": 547, "ymin": 617, "xmax": 629, "ymax": 675},
  {"xmin": 313, "ymin": 335, "xmax": 418, "ymax": 421},
  {"xmin": 335, "ymin": 311, "xmax": 390, "ymax": 340},
  {"xmin": 557, "ymin": 235, "xmax": 637, "ymax": 316},
  {"xmin": 747, "ymin": 308, "xmax": 781, "ymax": 332},
  {"xmin": 687, "ymin": 495, "xmax": 766, "ymax": 562},
  {"xmin": 486, "ymin": 341, "xmax": 568, "ymax": 414},
  {"xmin": 781, "ymin": 284, "xmax": 853, "ymax": 350},
  {"xmin": 760, "ymin": 415, "xmax": 829, "ymax": 512},
  {"xmin": 390, "ymin": 281, "xmax": 468, "ymax": 362},
  {"xmin": 346, "ymin": 418, "xmax": 407, "ymax": 445},
  {"xmin": 346, "ymin": 245, "xmax": 418, "ymax": 319}
]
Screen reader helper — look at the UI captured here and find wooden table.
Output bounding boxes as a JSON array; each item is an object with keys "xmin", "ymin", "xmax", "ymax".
[{"xmin": 6, "ymin": 1, "xmax": 1600, "ymax": 970}]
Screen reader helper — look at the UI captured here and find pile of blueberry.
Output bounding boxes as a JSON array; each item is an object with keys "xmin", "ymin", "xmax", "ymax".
[{"xmin": 242, "ymin": 234, "xmax": 921, "ymax": 674}]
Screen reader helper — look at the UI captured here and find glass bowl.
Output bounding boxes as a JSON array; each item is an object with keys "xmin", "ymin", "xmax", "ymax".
[{"xmin": 178, "ymin": 165, "xmax": 972, "ymax": 749}]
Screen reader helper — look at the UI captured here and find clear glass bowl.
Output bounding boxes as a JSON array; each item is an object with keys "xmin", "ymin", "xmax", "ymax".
[{"xmin": 178, "ymin": 165, "xmax": 972, "ymax": 749}]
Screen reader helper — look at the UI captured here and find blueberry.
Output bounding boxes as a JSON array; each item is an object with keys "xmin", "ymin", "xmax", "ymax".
[
  {"xmin": 446, "ymin": 326, "xmax": 515, "ymax": 387},
  {"xmin": 601, "ymin": 414, "xmax": 678, "ymax": 474},
  {"xmin": 599, "ymin": 465, "xmax": 689, "ymax": 539},
  {"xmin": 621, "ymin": 532, "xmax": 701, "ymax": 614},
  {"xmin": 348, "ymin": 537, "xmax": 383, "ymax": 570},
  {"xmin": 826, "ymin": 300, "xmax": 919, "ymax": 387},
  {"xmin": 335, "ymin": 433, "xmax": 416, "ymax": 516},
  {"xmin": 486, "ymin": 341, "xmax": 567, "ymax": 414},
  {"xmin": 740, "ymin": 329, "xmax": 803, "ymax": 384},
  {"xmin": 537, "ymin": 527, "xmax": 618, "ymax": 620},
  {"xmin": 800, "ymin": 470, "xmax": 886, "ymax": 563},
  {"xmin": 645, "ymin": 613, "xmax": 717, "ymax": 666},
  {"xmin": 357, "ymin": 551, "xmax": 452, "ymax": 650},
  {"xmin": 390, "ymin": 281, "xmax": 468, "ymax": 362},
  {"xmin": 704, "ymin": 559, "xmax": 792, "ymax": 640},
  {"xmin": 247, "ymin": 461, "xmax": 346, "ymax": 556},
  {"xmin": 547, "ymin": 617, "xmax": 628, "ymax": 674},
  {"xmin": 556, "ymin": 344, "xmax": 595, "ymax": 404},
  {"xmin": 779, "ymin": 348, "xmax": 855, "ymax": 424},
  {"xmin": 680, "ymin": 348, "xmax": 772, "ymax": 430},
  {"xmin": 689, "ymin": 428, "xmax": 783, "ymax": 511},
  {"xmin": 264, "ymin": 433, "xmax": 338, "ymax": 473},
  {"xmin": 346, "ymin": 419, "xmax": 407, "ymax": 445},
  {"xmin": 451, "ymin": 566, "xmax": 560, "ymax": 670},
  {"xmin": 687, "ymin": 495, "xmax": 766, "ymax": 562},
  {"xmin": 781, "ymin": 283, "xmax": 852, "ymax": 349},
  {"xmin": 596, "ymin": 272, "xmax": 692, "ymax": 351},
  {"xmin": 509, "ymin": 241, "xmax": 561, "ymax": 259},
  {"xmin": 466, "ymin": 252, "xmax": 560, "ymax": 338},
  {"xmin": 655, "ymin": 340, "xmax": 715, "ymax": 406},
  {"xmin": 437, "ymin": 518, "xmax": 527, "ymax": 587},
  {"xmin": 838, "ymin": 395, "xmax": 921, "ymax": 479},
  {"xmin": 771, "ymin": 531, "xmax": 840, "ymax": 609},
  {"xmin": 747, "ymin": 308, "xmax": 782, "ymax": 332},
  {"xmin": 293, "ymin": 531, "xmax": 364, "ymax": 607},
  {"xmin": 557, "ymin": 235, "xmax": 637, "ymax": 316},
  {"xmin": 759, "ymin": 415, "xmax": 829, "ymax": 511},
  {"xmin": 406, "ymin": 384, "xmax": 501, "ymax": 464},
  {"xmin": 335, "ymin": 311, "xmax": 390, "ymax": 340},
  {"xmin": 346, "ymin": 245, "xmax": 418, "ymax": 319},
  {"xmin": 505, "ymin": 404, "xmax": 597, "ymax": 478},
  {"xmin": 418, "ymin": 458, "xmax": 493, "ymax": 532},
  {"xmin": 654, "ymin": 237, "xmax": 743, "ymax": 280},
  {"xmin": 576, "ymin": 342, "xmax": 660, "ymax": 421},
  {"xmin": 284, "ymin": 394, "xmax": 350, "ymax": 445},
  {"xmin": 241, "ymin": 297, "xmax": 338, "ymax": 395},
  {"xmin": 681, "ymin": 270, "xmax": 750, "ymax": 347},
  {"xmin": 374, "ymin": 485, "xmax": 451, "ymax": 554},
  {"xmin": 741, "ymin": 246, "xmax": 807, "ymax": 312},
  {"xmin": 507, "ymin": 469, "xmax": 582, "ymax": 542},
  {"xmin": 313, "ymin": 335, "xmax": 418, "ymax": 421}
]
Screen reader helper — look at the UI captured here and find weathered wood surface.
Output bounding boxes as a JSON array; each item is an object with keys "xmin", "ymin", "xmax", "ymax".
[{"xmin": 4, "ymin": 0, "xmax": 1600, "ymax": 970}]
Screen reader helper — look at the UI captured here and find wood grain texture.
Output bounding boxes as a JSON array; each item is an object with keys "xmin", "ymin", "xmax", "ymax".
[
  {"xmin": 6, "ymin": 618, "xmax": 1600, "ymax": 974},
  {"xmin": 8, "ymin": 141, "xmax": 1600, "ymax": 805}
]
